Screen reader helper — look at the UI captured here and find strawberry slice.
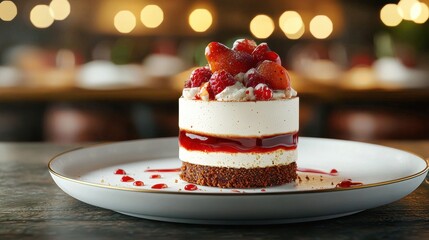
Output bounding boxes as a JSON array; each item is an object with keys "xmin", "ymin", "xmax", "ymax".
[
  {"xmin": 256, "ymin": 60, "xmax": 290, "ymax": 90},
  {"xmin": 232, "ymin": 39, "xmax": 257, "ymax": 54},
  {"xmin": 252, "ymin": 43, "xmax": 281, "ymax": 65},
  {"xmin": 205, "ymin": 42, "xmax": 255, "ymax": 76}
]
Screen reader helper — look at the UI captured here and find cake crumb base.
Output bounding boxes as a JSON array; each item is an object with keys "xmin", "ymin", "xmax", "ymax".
[{"xmin": 180, "ymin": 162, "xmax": 297, "ymax": 188}]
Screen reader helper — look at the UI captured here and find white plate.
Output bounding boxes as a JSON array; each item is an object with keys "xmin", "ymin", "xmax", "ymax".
[{"xmin": 48, "ymin": 137, "xmax": 428, "ymax": 224}]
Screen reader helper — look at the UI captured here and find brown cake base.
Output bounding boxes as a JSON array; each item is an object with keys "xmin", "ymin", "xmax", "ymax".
[{"xmin": 180, "ymin": 161, "xmax": 297, "ymax": 188}]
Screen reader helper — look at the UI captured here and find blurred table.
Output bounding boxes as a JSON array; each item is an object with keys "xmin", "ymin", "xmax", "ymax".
[
  {"xmin": 0, "ymin": 87, "xmax": 181, "ymax": 102},
  {"xmin": 0, "ymin": 82, "xmax": 428, "ymax": 102},
  {"xmin": 0, "ymin": 140, "xmax": 428, "ymax": 239}
]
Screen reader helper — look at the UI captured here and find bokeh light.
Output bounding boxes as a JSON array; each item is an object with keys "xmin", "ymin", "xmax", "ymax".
[
  {"xmin": 398, "ymin": 0, "xmax": 419, "ymax": 20},
  {"xmin": 140, "ymin": 5, "xmax": 164, "ymax": 28},
  {"xmin": 49, "ymin": 0, "xmax": 71, "ymax": 21},
  {"xmin": 284, "ymin": 24, "xmax": 305, "ymax": 40},
  {"xmin": 279, "ymin": 11, "xmax": 303, "ymax": 35},
  {"xmin": 309, "ymin": 15, "xmax": 333, "ymax": 39},
  {"xmin": 0, "ymin": 1, "xmax": 18, "ymax": 21},
  {"xmin": 380, "ymin": 4, "xmax": 402, "ymax": 27},
  {"xmin": 250, "ymin": 14, "xmax": 274, "ymax": 39},
  {"xmin": 30, "ymin": 5, "xmax": 54, "ymax": 28},
  {"xmin": 189, "ymin": 8, "xmax": 213, "ymax": 32},
  {"xmin": 114, "ymin": 10, "xmax": 136, "ymax": 34},
  {"xmin": 411, "ymin": 2, "xmax": 429, "ymax": 23}
]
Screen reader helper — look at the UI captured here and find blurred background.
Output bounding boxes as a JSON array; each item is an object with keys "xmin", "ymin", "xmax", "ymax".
[{"xmin": 0, "ymin": 0, "xmax": 428, "ymax": 143}]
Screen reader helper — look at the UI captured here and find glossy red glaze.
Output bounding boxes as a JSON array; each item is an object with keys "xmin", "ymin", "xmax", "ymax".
[
  {"xmin": 151, "ymin": 183, "xmax": 168, "ymax": 189},
  {"xmin": 297, "ymin": 168, "xmax": 339, "ymax": 176},
  {"xmin": 133, "ymin": 181, "xmax": 144, "ymax": 186},
  {"xmin": 121, "ymin": 176, "xmax": 134, "ymax": 182},
  {"xmin": 336, "ymin": 179, "xmax": 363, "ymax": 188},
  {"xmin": 184, "ymin": 184, "xmax": 198, "ymax": 191},
  {"xmin": 150, "ymin": 174, "xmax": 161, "ymax": 179},
  {"xmin": 114, "ymin": 169, "xmax": 126, "ymax": 175},
  {"xmin": 179, "ymin": 130, "xmax": 298, "ymax": 153}
]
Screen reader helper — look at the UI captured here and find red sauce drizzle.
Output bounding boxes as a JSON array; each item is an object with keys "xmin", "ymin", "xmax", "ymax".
[
  {"xmin": 179, "ymin": 130, "xmax": 298, "ymax": 153},
  {"xmin": 336, "ymin": 179, "xmax": 363, "ymax": 188},
  {"xmin": 144, "ymin": 168, "xmax": 181, "ymax": 172},
  {"xmin": 261, "ymin": 189, "xmax": 266, "ymax": 192},
  {"xmin": 150, "ymin": 174, "xmax": 161, "ymax": 179},
  {"xmin": 297, "ymin": 168, "xmax": 339, "ymax": 176},
  {"xmin": 184, "ymin": 184, "xmax": 198, "ymax": 191},
  {"xmin": 151, "ymin": 183, "xmax": 168, "ymax": 189},
  {"xmin": 121, "ymin": 176, "xmax": 134, "ymax": 182},
  {"xmin": 133, "ymin": 181, "xmax": 144, "ymax": 186},
  {"xmin": 114, "ymin": 169, "xmax": 126, "ymax": 175}
]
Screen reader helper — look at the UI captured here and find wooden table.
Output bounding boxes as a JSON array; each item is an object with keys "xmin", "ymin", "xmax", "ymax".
[{"xmin": 1, "ymin": 141, "xmax": 428, "ymax": 239}]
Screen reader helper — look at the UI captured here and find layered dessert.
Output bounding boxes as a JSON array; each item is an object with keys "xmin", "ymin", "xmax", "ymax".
[{"xmin": 179, "ymin": 39, "xmax": 298, "ymax": 188}]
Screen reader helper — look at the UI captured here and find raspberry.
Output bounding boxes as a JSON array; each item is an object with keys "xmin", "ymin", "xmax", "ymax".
[
  {"xmin": 188, "ymin": 66, "xmax": 212, "ymax": 88},
  {"xmin": 184, "ymin": 80, "xmax": 191, "ymax": 88},
  {"xmin": 244, "ymin": 68, "xmax": 266, "ymax": 88},
  {"xmin": 232, "ymin": 39, "xmax": 257, "ymax": 54},
  {"xmin": 209, "ymin": 70, "xmax": 236, "ymax": 96},
  {"xmin": 252, "ymin": 43, "xmax": 281, "ymax": 65},
  {"xmin": 254, "ymin": 83, "xmax": 273, "ymax": 101}
]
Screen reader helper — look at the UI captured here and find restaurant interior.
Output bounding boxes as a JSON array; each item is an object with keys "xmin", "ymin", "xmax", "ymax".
[{"xmin": 0, "ymin": 0, "xmax": 428, "ymax": 143}]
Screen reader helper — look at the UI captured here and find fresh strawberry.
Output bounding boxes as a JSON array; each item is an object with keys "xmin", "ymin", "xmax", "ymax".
[
  {"xmin": 232, "ymin": 39, "xmax": 257, "ymax": 54},
  {"xmin": 244, "ymin": 68, "xmax": 266, "ymax": 88},
  {"xmin": 209, "ymin": 70, "xmax": 236, "ymax": 96},
  {"xmin": 185, "ymin": 66, "xmax": 212, "ymax": 88},
  {"xmin": 205, "ymin": 42, "xmax": 255, "ymax": 76},
  {"xmin": 256, "ymin": 60, "xmax": 290, "ymax": 90},
  {"xmin": 254, "ymin": 83, "xmax": 273, "ymax": 100},
  {"xmin": 252, "ymin": 43, "xmax": 281, "ymax": 65}
]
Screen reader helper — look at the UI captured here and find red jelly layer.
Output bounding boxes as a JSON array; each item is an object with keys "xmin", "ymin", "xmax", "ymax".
[{"xmin": 179, "ymin": 130, "xmax": 298, "ymax": 153}]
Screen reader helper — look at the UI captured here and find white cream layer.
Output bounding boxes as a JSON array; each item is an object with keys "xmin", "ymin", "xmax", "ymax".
[
  {"xmin": 179, "ymin": 147, "xmax": 297, "ymax": 169},
  {"xmin": 179, "ymin": 97, "xmax": 299, "ymax": 137}
]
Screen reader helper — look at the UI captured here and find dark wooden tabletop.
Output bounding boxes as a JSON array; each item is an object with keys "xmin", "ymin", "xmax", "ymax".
[{"xmin": 1, "ymin": 141, "xmax": 428, "ymax": 240}]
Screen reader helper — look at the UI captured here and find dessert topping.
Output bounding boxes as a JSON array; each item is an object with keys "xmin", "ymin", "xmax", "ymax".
[
  {"xmin": 183, "ymin": 39, "xmax": 296, "ymax": 101},
  {"xmin": 209, "ymin": 70, "xmax": 236, "ymax": 96},
  {"xmin": 256, "ymin": 60, "xmax": 290, "ymax": 90},
  {"xmin": 205, "ymin": 42, "xmax": 255, "ymax": 75},
  {"xmin": 186, "ymin": 66, "xmax": 212, "ymax": 88},
  {"xmin": 232, "ymin": 39, "xmax": 257, "ymax": 54},
  {"xmin": 252, "ymin": 43, "xmax": 281, "ymax": 65},
  {"xmin": 254, "ymin": 83, "xmax": 273, "ymax": 101}
]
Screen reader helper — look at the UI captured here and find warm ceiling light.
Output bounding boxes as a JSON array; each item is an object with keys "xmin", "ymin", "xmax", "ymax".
[
  {"xmin": 411, "ymin": 2, "xmax": 429, "ymax": 23},
  {"xmin": 398, "ymin": 0, "xmax": 419, "ymax": 20},
  {"xmin": 189, "ymin": 8, "xmax": 213, "ymax": 32},
  {"xmin": 49, "ymin": 0, "xmax": 71, "ymax": 21},
  {"xmin": 279, "ymin": 11, "xmax": 303, "ymax": 35},
  {"xmin": 0, "ymin": 1, "xmax": 18, "ymax": 21},
  {"xmin": 309, "ymin": 15, "xmax": 333, "ymax": 39},
  {"xmin": 250, "ymin": 14, "xmax": 274, "ymax": 39},
  {"xmin": 380, "ymin": 4, "xmax": 402, "ymax": 27},
  {"xmin": 30, "ymin": 5, "xmax": 54, "ymax": 28},
  {"xmin": 140, "ymin": 5, "xmax": 164, "ymax": 28},
  {"xmin": 114, "ymin": 10, "xmax": 136, "ymax": 34}
]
